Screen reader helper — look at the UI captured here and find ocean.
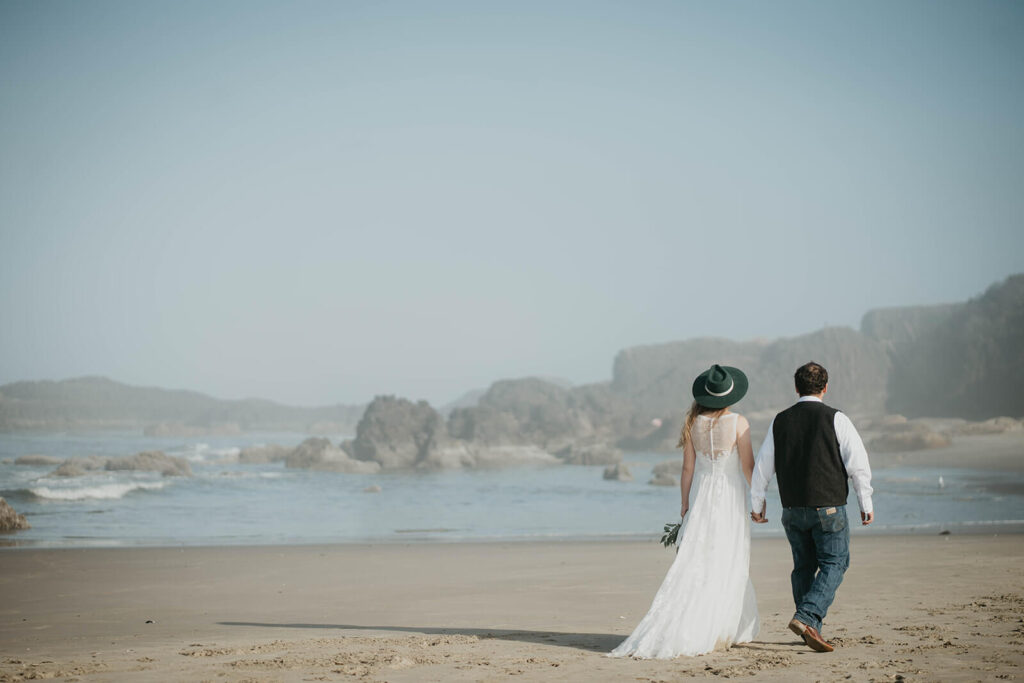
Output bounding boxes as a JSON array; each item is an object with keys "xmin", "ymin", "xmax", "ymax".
[{"xmin": 2, "ymin": 431, "xmax": 1022, "ymax": 548}]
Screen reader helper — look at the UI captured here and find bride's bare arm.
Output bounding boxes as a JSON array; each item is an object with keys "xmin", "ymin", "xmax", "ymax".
[
  {"xmin": 736, "ymin": 414, "xmax": 755, "ymax": 487},
  {"xmin": 680, "ymin": 435, "xmax": 696, "ymax": 517}
]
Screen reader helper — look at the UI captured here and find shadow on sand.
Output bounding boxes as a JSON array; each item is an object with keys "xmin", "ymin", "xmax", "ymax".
[
  {"xmin": 731, "ymin": 639, "xmax": 805, "ymax": 652},
  {"xmin": 217, "ymin": 622, "xmax": 623, "ymax": 653}
]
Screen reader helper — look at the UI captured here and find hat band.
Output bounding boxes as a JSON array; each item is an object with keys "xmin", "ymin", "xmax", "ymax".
[{"xmin": 705, "ymin": 378, "xmax": 734, "ymax": 397}]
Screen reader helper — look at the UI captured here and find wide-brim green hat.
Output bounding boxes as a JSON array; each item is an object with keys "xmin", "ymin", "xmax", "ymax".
[{"xmin": 691, "ymin": 364, "xmax": 749, "ymax": 409}]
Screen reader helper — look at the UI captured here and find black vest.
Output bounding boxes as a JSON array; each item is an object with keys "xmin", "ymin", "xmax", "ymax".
[{"xmin": 772, "ymin": 400, "xmax": 848, "ymax": 508}]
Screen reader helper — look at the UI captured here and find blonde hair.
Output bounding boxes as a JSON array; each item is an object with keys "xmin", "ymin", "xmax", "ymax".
[{"xmin": 677, "ymin": 401, "xmax": 727, "ymax": 448}]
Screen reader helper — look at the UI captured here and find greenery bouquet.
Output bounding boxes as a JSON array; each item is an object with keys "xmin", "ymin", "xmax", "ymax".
[{"xmin": 661, "ymin": 520, "xmax": 681, "ymax": 549}]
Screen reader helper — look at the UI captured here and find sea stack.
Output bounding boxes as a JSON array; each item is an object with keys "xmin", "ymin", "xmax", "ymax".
[{"xmin": 0, "ymin": 497, "xmax": 30, "ymax": 532}]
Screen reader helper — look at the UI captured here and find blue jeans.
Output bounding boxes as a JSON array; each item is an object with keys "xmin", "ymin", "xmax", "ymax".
[{"xmin": 781, "ymin": 505, "xmax": 850, "ymax": 634}]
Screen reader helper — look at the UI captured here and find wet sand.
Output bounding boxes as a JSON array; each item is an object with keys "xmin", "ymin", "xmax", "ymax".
[
  {"xmin": 1, "ymin": 534, "xmax": 1022, "ymax": 681},
  {"xmin": 869, "ymin": 431, "xmax": 1024, "ymax": 471}
]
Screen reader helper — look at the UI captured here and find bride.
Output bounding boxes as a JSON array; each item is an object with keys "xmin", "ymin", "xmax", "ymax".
[{"xmin": 610, "ymin": 364, "xmax": 759, "ymax": 658}]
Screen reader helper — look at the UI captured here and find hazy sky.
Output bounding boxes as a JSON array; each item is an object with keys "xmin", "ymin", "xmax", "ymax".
[{"xmin": 1, "ymin": 1, "xmax": 1022, "ymax": 407}]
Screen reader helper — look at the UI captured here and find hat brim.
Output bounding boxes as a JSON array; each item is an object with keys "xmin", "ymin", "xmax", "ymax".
[{"xmin": 692, "ymin": 366, "xmax": 749, "ymax": 409}]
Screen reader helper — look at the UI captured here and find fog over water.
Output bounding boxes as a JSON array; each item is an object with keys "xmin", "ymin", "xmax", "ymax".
[{"xmin": 1, "ymin": 1, "xmax": 1022, "ymax": 406}]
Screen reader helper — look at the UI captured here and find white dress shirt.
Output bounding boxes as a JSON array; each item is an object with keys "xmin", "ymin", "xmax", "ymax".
[{"xmin": 750, "ymin": 396, "xmax": 873, "ymax": 515}]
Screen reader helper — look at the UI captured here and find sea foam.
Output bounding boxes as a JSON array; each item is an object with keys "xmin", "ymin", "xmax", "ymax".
[
  {"xmin": 171, "ymin": 443, "xmax": 240, "ymax": 463},
  {"xmin": 29, "ymin": 481, "xmax": 168, "ymax": 501}
]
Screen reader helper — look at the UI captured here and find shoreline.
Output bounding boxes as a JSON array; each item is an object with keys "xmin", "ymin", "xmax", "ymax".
[
  {"xmin": 3, "ymin": 429, "xmax": 1021, "ymax": 554},
  {"xmin": 3, "ymin": 520, "xmax": 1024, "ymax": 552},
  {"xmin": 1, "ymin": 535, "xmax": 1022, "ymax": 681}
]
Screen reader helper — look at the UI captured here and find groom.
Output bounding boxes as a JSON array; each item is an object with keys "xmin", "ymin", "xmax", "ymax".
[{"xmin": 749, "ymin": 361, "xmax": 874, "ymax": 653}]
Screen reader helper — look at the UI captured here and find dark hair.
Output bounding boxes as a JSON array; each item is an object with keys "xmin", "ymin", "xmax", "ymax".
[{"xmin": 794, "ymin": 362, "xmax": 828, "ymax": 396}]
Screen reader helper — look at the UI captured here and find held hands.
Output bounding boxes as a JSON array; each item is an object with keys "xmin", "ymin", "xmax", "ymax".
[
  {"xmin": 750, "ymin": 503, "xmax": 768, "ymax": 524},
  {"xmin": 747, "ymin": 505, "xmax": 872, "ymax": 524}
]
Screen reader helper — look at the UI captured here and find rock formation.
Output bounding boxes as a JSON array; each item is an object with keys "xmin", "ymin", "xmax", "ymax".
[
  {"xmin": 346, "ymin": 395, "xmax": 562, "ymax": 470},
  {"xmin": 447, "ymin": 379, "xmax": 580, "ymax": 449},
  {"xmin": 865, "ymin": 420, "xmax": 952, "ymax": 452},
  {"xmin": 285, "ymin": 438, "xmax": 381, "ymax": 474},
  {"xmin": 262, "ymin": 273, "xmax": 1024, "ymax": 464},
  {"xmin": 238, "ymin": 444, "xmax": 292, "ymax": 464},
  {"xmin": 953, "ymin": 417, "xmax": 1023, "ymax": 436},
  {"xmin": 869, "ymin": 429, "xmax": 951, "ymax": 452},
  {"xmin": 616, "ymin": 417, "xmax": 684, "ymax": 453},
  {"xmin": 49, "ymin": 451, "xmax": 192, "ymax": 477},
  {"xmin": 866, "ymin": 274, "xmax": 1024, "ymax": 419},
  {"xmin": 603, "ymin": 463, "xmax": 633, "ymax": 481},
  {"xmin": 611, "ymin": 326, "xmax": 891, "ymax": 421},
  {"xmin": 448, "ymin": 379, "xmax": 634, "ymax": 450},
  {"xmin": 649, "ymin": 460, "xmax": 682, "ymax": 486},
  {"xmin": 349, "ymin": 396, "xmax": 448, "ymax": 469},
  {"xmin": 105, "ymin": 451, "xmax": 193, "ymax": 476},
  {"xmin": 442, "ymin": 378, "xmax": 639, "ymax": 464},
  {"xmin": 555, "ymin": 441, "xmax": 622, "ymax": 466},
  {"xmin": 0, "ymin": 498, "xmax": 30, "ymax": 532},
  {"xmin": 2, "ymin": 273, "xmax": 1020, "ymax": 470},
  {"xmin": 465, "ymin": 445, "xmax": 560, "ymax": 469},
  {"xmin": 51, "ymin": 455, "xmax": 108, "ymax": 477}
]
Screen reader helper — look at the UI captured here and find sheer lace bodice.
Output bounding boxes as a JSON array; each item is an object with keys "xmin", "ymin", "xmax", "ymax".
[
  {"xmin": 691, "ymin": 413, "xmax": 739, "ymax": 461},
  {"xmin": 609, "ymin": 410, "xmax": 758, "ymax": 658}
]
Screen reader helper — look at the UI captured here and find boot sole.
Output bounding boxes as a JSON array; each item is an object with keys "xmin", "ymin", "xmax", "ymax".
[{"xmin": 788, "ymin": 619, "xmax": 834, "ymax": 652}]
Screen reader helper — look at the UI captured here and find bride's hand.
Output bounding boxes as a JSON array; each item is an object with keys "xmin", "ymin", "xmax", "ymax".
[{"xmin": 680, "ymin": 503, "xmax": 689, "ymax": 518}]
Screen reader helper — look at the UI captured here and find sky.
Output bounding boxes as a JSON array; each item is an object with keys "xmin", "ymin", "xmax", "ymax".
[{"xmin": 1, "ymin": 1, "xmax": 1022, "ymax": 407}]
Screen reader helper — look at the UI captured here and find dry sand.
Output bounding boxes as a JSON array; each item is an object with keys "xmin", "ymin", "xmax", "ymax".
[{"xmin": 1, "ymin": 535, "xmax": 1022, "ymax": 682}]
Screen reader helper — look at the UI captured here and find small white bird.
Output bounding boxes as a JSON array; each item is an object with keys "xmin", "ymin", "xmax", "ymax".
[{"xmin": 938, "ymin": 475, "xmax": 946, "ymax": 490}]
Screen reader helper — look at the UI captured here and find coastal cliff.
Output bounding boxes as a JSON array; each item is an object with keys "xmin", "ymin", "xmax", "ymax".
[
  {"xmin": 866, "ymin": 274, "xmax": 1024, "ymax": 419},
  {"xmin": 1, "ymin": 275, "xmax": 1020, "ymax": 464},
  {"xmin": 0, "ymin": 377, "xmax": 364, "ymax": 434}
]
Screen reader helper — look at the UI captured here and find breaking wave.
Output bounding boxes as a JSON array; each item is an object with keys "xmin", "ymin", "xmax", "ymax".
[{"xmin": 28, "ymin": 481, "xmax": 169, "ymax": 501}]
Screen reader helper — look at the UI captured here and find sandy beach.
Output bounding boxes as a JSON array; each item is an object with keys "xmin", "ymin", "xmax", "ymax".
[
  {"xmin": 0, "ymin": 534, "xmax": 1021, "ymax": 682},
  {"xmin": 869, "ymin": 431, "xmax": 1024, "ymax": 473}
]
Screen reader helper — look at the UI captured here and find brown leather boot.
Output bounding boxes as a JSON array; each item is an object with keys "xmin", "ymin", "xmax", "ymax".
[{"xmin": 788, "ymin": 618, "xmax": 835, "ymax": 653}]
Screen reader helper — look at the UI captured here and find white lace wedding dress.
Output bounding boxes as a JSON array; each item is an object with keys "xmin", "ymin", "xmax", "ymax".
[{"xmin": 610, "ymin": 413, "xmax": 759, "ymax": 658}]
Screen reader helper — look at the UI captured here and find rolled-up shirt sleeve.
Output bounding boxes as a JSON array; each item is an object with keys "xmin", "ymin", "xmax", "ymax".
[
  {"xmin": 835, "ymin": 412, "xmax": 874, "ymax": 514},
  {"xmin": 750, "ymin": 418, "xmax": 776, "ymax": 514}
]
